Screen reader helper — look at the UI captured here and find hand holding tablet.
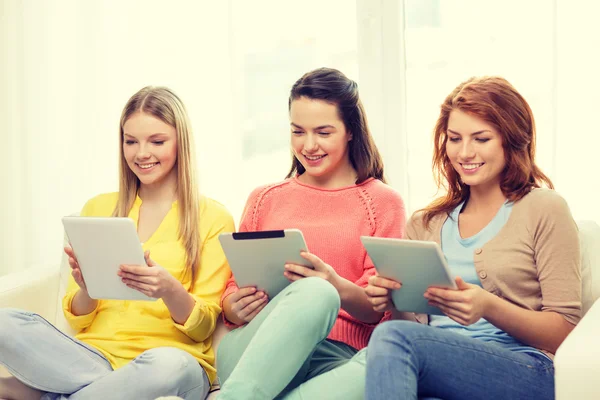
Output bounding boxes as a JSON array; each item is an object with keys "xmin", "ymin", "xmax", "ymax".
[
  {"xmin": 62, "ymin": 216, "xmax": 157, "ymax": 301},
  {"xmin": 218, "ymin": 229, "xmax": 313, "ymax": 298},
  {"xmin": 361, "ymin": 237, "xmax": 457, "ymax": 315}
]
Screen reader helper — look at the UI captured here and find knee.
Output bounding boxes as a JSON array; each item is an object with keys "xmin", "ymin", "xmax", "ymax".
[
  {"xmin": 0, "ymin": 308, "xmax": 32, "ymax": 347},
  {"xmin": 289, "ymin": 277, "xmax": 341, "ymax": 312},
  {"xmin": 369, "ymin": 321, "xmax": 425, "ymax": 356},
  {"xmin": 137, "ymin": 347, "xmax": 204, "ymax": 388}
]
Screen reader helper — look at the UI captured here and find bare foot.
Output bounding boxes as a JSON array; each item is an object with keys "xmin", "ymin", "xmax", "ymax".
[{"xmin": 0, "ymin": 376, "xmax": 43, "ymax": 400}]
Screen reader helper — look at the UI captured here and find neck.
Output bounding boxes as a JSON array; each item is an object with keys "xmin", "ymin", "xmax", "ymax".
[
  {"xmin": 464, "ymin": 182, "xmax": 506, "ymax": 214},
  {"xmin": 299, "ymin": 160, "xmax": 357, "ymax": 189},
  {"xmin": 138, "ymin": 169, "xmax": 178, "ymax": 204}
]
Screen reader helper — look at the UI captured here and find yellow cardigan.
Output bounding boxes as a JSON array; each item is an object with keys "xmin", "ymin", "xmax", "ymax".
[{"xmin": 62, "ymin": 192, "xmax": 234, "ymax": 384}]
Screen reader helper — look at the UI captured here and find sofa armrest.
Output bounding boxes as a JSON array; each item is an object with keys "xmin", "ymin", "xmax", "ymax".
[
  {"xmin": 0, "ymin": 265, "xmax": 61, "ymax": 323},
  {"xmin": 555, "ymin": 298, "xmax": 600, "ymax": 400}
]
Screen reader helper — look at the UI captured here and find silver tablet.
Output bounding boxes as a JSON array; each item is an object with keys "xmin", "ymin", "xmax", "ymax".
[
  {"xmin": 62, "ymin": 216, "xmax": 156, "ymax": 301},
  {"xmin": 219, "ymin": 229, "xmax": 312, "ymax": 298},
  {"xmin": 361, "ymin": 237, "xmax": 456, "ymax": 315}
]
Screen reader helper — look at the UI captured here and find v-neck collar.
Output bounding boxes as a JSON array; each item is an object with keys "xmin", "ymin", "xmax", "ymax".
[{"xmin": 128, "ymin": 195, "xmax": 177, "ymax": 247}]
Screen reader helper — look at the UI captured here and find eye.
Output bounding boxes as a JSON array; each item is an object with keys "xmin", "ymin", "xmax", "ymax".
[
  {"xmin": 124, "ymin": 140, "xmax": 136, "ymax": 145},
  {"xmin": 475, "ymin": 138, "xmax": 490, "ymax": 143},
  {"xmin": 292, "ymin": 130, "xmax": 304, "ymax": 135},
  {"xmin": 448, "ymin": 137, "xmax": 460, "ymax": 143},
  {"xmin": 317, "ymin": 132, "xmax": 331, "ymax": 136},
  {"xmin": 152, "ymin": 141, "xmax": 165, "ymax": 145}
]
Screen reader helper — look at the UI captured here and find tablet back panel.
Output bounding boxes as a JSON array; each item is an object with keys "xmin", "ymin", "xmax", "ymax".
[
  {"xmin": 361, "ymin": 237, "xmax": 455, "ymax": 315},
  {"xmin": 219, "ymin": 229, "xmax": 311, "ymax": 298},
  {"xmin": 62, "ymin": 217, "xmax": 154, "ymax": 301}
]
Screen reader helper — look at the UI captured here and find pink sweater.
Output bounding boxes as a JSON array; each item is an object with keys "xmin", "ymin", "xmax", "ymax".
[{"xmin": 221, "ymin": 177, "xmax": 406, "ymax": 350}]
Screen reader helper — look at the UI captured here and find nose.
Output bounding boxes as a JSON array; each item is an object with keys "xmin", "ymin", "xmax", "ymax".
[
  {"xmin": 136, "ymin": 142, "xmax": 151, "ymax": 160},
  {"xmin": 304, "ymin": 133, "xmax": 319, "ymax": 153},
  {"xmin": 459, "ymin": 140, "xmax": 475, "ymax": 160}
]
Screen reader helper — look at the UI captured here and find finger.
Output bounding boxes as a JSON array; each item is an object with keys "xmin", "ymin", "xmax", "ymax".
[
  {"xmin": 369, "ymin": 275, "xmax": 401, "ymax": 290},
  {"xmin": 368, "ymin": 295, "xmax": 391, "ymax": 307},
  {"xmin": 365, "ymin": 285, "xmax": 390, "ymax": 297},
  {"xmin": 428, "ymin": 300, "xmax": 468, "ymax": 320},
  {"xmin": 120, "ymin": 264, "xmax": 154, "ymax": 276},
  {"xmin": 283, "ymin": 270, "xmax": 305, "ymax": 282},
  {"xmin": 426, "ymin": 288, "xmax": 465, "ymax": 302},
  {"xmin": 245, "ymin": 300, "xmax": 268, "ymax": 321},
  {"xmin": 299, "ymin": 251, "xmax": 323, "ymax": 269},
  {"xmin": 121, "ymin": 274, "xmax": 157, "ymax": 285},
  {"xmin": 64, "ymin": 246, "xmax": 75, "ymax": 257},
  {"xmin": 455, "ymin": 276, "xmax": 471, "ymax": 290},
  {"xmin": 228, "ymin": 287, "xmax": 257, "ymax": 303},
  {"xmin": 284, "ymin": 264, "xmax": 314, "ymax": 278},
  {"xmin": 239, "ymin": 296, "xmax": 268, "ymax": 319},
  {"xmin": 68, "ymin": 257, "xmax": 79, "ymax": 269},
  {"xmin": 235, "ymin": 291, "xmax": 266, "ymax": 310},
  {"xmin": 125, "ymin": 280, "xmax": 154, "ymax": 294},
  {"xmin": 374, "ymin": 302, "xmax": 392, "ymax": 312},
  {"xmin": 127, "ymin": 284, "xmax": 154, "ymax": 298},
  {"xmin": 426, "ymin": 294, "xmax": 469, "ymax": 313},
  {"xmin": 144, "ymin": 251, "xmax": 157, "ymax": 267}
]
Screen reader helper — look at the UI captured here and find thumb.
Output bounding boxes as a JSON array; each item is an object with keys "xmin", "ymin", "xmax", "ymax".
[
  {"xmin": 300, "ymin": 251, "xmax": 322, "ymax": 269},
  {"xmin": 144, "ymin": 251, "xmax": 157, "ymax": 267},
  {"xmin": 455, "ymin": 276, "xmax": 470, "ymax": 290}
]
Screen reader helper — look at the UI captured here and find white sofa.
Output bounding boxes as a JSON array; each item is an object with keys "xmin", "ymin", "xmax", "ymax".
[{"xmin": 1, "ymin": 220, "xmax": 599, "ymax": 399}]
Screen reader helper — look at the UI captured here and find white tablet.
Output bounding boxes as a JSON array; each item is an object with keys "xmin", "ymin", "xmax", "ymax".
[
  {"xmin": 61, "ymin": 216, "xmax": 156, "ymax": 301},
  {"xmin": 218, "ymin": 229, "xmax": 312, "ymax": 298},
  {"xmin": 361, "ymin": 237, "xmax": 456, "ymax": 315}
]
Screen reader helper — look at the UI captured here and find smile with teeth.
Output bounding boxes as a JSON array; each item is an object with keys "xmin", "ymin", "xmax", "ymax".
[
  {"xmin": 137, "ymin": 162, "xmax": 158, "ymax": 169},
  {"xmin": 304, "ymin": 154, "xmax": 326, "ymax": 161},
  {"xmin": 461, "ymin": 163, "xmax": 484, "ymax": 170}
]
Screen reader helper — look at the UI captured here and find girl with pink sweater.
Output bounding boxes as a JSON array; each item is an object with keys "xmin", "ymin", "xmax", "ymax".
[{"xmin": 216, "ymin": 68, "xmax": 406, "ymax": 399}]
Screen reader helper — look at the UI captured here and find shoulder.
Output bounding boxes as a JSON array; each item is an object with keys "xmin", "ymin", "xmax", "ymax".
[
  {"xmin": 246, "ymin": 179, "xmax": 293, "ymax": 204},
  {"xmin": 200, "ymin": 196, "xmax": 235, "ymax": 231},
  {"xmin": 362, "ymin": 179, "xmax": 405, "ymax": 206},
  {"xmin": 515, "ymin": 188, "xmax": 572, "ymax": 218},
  {"xmin": 80, "ymin": 192, "xmax": 119, "ymax": 216},
  {"xmin": 406, "ymin": 209, "xmax": 446, "ymax": 239}
]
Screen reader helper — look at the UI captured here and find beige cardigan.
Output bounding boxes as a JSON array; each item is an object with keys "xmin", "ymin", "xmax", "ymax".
[{"xmin": 407, "ymin": 188, "xmax": 582, "ymax": 353}]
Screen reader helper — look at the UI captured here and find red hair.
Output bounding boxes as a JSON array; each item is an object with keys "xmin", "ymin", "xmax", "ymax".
[{"xmin": 421, "ymin": 76, "xmax": 553, "ymax": 227}]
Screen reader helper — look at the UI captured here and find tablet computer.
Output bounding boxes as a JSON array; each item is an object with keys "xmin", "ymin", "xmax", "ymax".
[
  {"xmin": 361, "ymin": 237, "xmax": 456, "ymax": 315},
  {"xmin": 219, "ymin": 229, "xmax": 312, "ymax": 298},
  {"xmin": 62, "ymin": 216, "xmax": 156, "ymax": 301}
]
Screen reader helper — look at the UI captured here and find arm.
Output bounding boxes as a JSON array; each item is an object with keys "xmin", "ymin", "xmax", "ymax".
[
  {"xmin": 426, "ymin": 193, "xmax": 581, "ymax": 353},
  {"xmin": 170, "ymin": 202, "xmax": 236, "ymax": 342},
  {"xmin": 221, "ymin": 187, "xmax": 268, "ymax": 326},
  {"xmin": 286, "ymin": 187, "xmax": 407, "ymax": 324}
]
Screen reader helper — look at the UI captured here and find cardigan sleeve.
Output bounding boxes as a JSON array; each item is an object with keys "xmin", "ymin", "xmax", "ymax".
[{"xmin": 530, "ymin": 191, "xmax": 582, "ymax": 325}]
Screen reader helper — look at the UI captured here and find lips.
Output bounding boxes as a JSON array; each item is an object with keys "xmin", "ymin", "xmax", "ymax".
[{"xmin": 136, "ymin": 162, "xmax": 159, "ymax": 171}]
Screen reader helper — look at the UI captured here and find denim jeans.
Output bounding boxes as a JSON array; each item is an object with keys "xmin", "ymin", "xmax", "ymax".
[
  {"xmin": 365, "ymin": 321, "xmax": 555, "ymax": 400},
  {"xmin": 0, "ymin": 308, "xmax": 209, "ymax": 400},
  {"xmin": 217, "ymin": 277, "xmax": 368, "ymax": 400}
]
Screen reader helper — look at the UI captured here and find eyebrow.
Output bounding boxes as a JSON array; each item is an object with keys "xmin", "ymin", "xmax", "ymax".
[
  {"xmin": 123, "ymin": 133, "xmax": 170, "ymax": 138},
  {"xmin": 291, "ymin": 122, "xmax": 336, "ymax": 130},
  {"xmin": 447, "ymin": 129, "xmax": 491, "ymax": 136}
]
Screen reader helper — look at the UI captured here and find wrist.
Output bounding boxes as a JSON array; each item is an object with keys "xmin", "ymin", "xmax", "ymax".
[{"xmin": 481, "ymin": 290, "xmax": 497, "ymax": 319}]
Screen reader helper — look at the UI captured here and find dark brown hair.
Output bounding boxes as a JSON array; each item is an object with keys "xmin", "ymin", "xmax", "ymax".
[{"xmin": 286, "ymin": 67, "xmax": 385, "ymax": 183}]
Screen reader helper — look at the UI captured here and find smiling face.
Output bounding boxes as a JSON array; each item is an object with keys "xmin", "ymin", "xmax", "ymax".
[
  {"xmin": 289, "ymin": 96, "xmax": 354, "ymax": 187},
  {"xmin": 122, "ymin": 112, "xmax": 178, "ymax": 189},
  {"xmin": 446, "ymin": 109, "xmax": 506, "ymax": 190}
]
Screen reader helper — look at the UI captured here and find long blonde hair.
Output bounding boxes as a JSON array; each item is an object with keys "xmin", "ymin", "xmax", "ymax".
[{"xmin": 113, "ymin": 86, "xmax": 201, "ymax": 290}]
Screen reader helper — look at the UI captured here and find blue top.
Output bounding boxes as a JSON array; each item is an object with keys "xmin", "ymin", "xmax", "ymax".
[{"xmin": 430, "ymin": 201, "xmax": 547, "ymax": 358}]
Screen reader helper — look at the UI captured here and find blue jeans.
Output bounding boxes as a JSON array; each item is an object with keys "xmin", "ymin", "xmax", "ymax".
[
  {"xmin": 366, "ymin": 321, "xmax": 555, "ymax": 400},
  {"xmin": 0, "ymin": 308, "xmax": 209, "ymax": 400}
]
